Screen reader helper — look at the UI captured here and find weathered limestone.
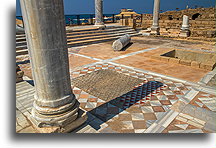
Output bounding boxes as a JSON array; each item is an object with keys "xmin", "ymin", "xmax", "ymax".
[
  {"xmin": 16, "ymin": 64, "xmax": 24, "ymax": 83},
  {"xmin": 180, "ymin": 15, "xmax": 190, "ymax": 37},
  {"xmin": 151, "ymin": 0, "xmax": 160, "ymax": 35},
  {"xmin": 95, "ymin": 0, "xmax": 105, "ymax": 28},
  {"xmin": 20, "ymin": 0, "xmax": 86, "ymax": 133},
  {"xmin": 112, "ymin": 34, "xmax": 131, "ymax": 51}
]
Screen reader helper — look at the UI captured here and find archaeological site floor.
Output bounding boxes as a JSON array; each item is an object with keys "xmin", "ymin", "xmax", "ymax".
[{"xmin": 16, "ymin": 35, "xmax": 216, "ymax": 133}]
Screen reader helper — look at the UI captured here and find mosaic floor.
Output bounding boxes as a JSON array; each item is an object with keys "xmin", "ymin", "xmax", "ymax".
[
  {"xmin": 16, "ymin": 36, "xmax": 216, "ymax": 133},
  {"xmin": 69, "ymin": 62, "xmax": 216, "ymax": 133}
]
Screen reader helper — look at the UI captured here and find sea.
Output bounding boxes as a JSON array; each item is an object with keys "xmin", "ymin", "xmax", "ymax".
[{"xmin": 16, "ymin": 14, "xmax": 116, "ymax": 25}]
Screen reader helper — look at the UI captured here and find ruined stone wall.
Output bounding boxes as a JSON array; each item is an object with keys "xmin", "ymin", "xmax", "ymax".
[
  {"xmin": 160, "ymin": 7, "xmax": 215, "ymax": 21},
  {"xmin": 141, "ymin": 20, "xmax": 215, "ymax": 29},
  {"xmin": 126, "ymin": 7, "xmax": 216, "ymax": 38}
]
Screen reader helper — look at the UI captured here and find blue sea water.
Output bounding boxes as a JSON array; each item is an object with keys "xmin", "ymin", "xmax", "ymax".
[{"xmin": 16, "ymin": 14, "xmax": 115, "ymax": 25}]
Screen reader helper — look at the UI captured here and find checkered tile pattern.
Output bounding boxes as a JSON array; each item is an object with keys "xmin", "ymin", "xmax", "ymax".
[
  {"xmin": 70, "ymin": 63, "xmax": 201, "ymax": 132},
  {"xmin": 73, "ymin": 87, "xmax": 106, "ymax": 112},
  {"xmin": 103, "ymin": 108, "xmax": 159, "ymax": 133},
  {"xmin": 189, "ymin": 92, "xmax": 216, "ymax": 112},
  {"xmin": 162, "ymin": 113, "xmax": 208, "ymax": 133},
  {"xmin": 71, "ymin": 63, "xmax": 192, "ymax": 105}
]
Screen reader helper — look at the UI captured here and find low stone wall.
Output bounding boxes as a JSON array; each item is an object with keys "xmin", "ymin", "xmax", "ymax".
[
  {"xmin": 191, "ymin": 30, "xmax": 216, "ymax": 38},
  {"xmin": 151, "ymin": 49, "xmax": 216, "ymax": 70}
]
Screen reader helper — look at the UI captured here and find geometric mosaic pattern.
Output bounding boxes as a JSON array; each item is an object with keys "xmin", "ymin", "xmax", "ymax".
[
  {"xmin": 189, "ymin": 92, "xmax": 216, "ymax": 112},
  {"xmin": 70, "ymin": 62, "xmax": 206, "ymax": 133},
  {"xmin": 162, "ymin": 112, "xmax": 207, "ymax": 133},
  {"xmin": 16, "ymin": 59, "xmax": 216, "ymax": 133}
]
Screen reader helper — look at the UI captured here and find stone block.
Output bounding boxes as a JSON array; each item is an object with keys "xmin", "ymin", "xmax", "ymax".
[
  {"xmin": 160, "ymin": 56, "xmax": 170, "ymax": 62},
  {"xmin": 191, "ymin": 61, "xmax": 201, "ymax": 68},
  {"xmin": 160, "ymin": 28, "xmax": 167, "ymax": 32},
  {"xmin": 200, "ymin": 62, "xmax": 215, "ymax": 70},
  {"xmin": 179, "ymin": 59, "xmax": 191, "ymax": 66},
  {"xmin": 164, "ymin": 20, "xmax": 171, "ymax": 23},
  {"xmin": 179, "ymin": 30, "xmax": 190, "ymax": 37},
  {"xmin": 169, "ymin": 58, "xmax": 180, "ymax": 64}
]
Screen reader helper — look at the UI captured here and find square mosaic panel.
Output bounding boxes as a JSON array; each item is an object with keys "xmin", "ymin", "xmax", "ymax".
[
  {"xmin": 69, "ymin": 62, "xmax": 208, "ymax": 133},
  {"xmin": 72, "ymin": 69, "xmax": 143, "ymax": 101}
]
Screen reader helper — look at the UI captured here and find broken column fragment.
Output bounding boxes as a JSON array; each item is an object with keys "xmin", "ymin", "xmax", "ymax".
[{"xmin": 112, "ymin": 34, "xmax": 131, "ymax": 51}]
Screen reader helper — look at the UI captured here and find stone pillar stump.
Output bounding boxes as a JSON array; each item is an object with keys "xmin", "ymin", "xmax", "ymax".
[{"xmin": 180, "ymin": 15, "xmax": 190, "ymax": 37}]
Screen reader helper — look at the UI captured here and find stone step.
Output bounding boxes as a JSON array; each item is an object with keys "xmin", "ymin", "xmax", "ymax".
[
  {"xmin": 67, "ymin": 31, "xmax": 137, "ymax": 43},
  {"xmin": 16, "ymin": 31, "xmax": 139, "ymax": 51},
  {"xmin": 16, "ymin": 28, "xmax": 135, "ymax": 43},
  {"xmin": 16, "ymin": 37, "xmax": 26, "ymax": 42},
  {"xmin": 16, "ymin": 26, "xmax": 138, "ymax": 56},
  {"xmin": 16, "ymin": 34, "xmax": 26, "ymax": 38},
  {"xmin": 66, "ymin": 27, "xmax": 134, "ymax": 36},
  {"xmin": 16, "ymin": 41, "xmax": 28, "ymax": 46},
  {"xmin": 67, "ymin": 33, "xmax": 140, "ymax": 47},
  {"xmin": 16, "ymin": 26, "xmax": 133, "ymax": 38},
  {"xmin": 67, "ymin": 29, "xmax": 135, "ymax": 39},
  {"xmin": 16, "ymin": 33, "xmax": 140, "ymax": 56},
  {"xmin": 16, "ymin": 45, "xmax": 28, "ymax": 50},
  {"xmin": 16, "ymin": 49, "xmax": 28, "ymax": 56},
  {"xmin": 66, "ymin": 25, "xmax": 131, "ymax": 33},
  {"xmin": 16, "ymin": 28, "xmax": 137, "ymax": 48}
]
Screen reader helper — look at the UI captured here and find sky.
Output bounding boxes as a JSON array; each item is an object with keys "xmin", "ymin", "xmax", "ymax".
[{"xmin": 16, "ymin": 0, "xmax": 215, "ymax": 16}]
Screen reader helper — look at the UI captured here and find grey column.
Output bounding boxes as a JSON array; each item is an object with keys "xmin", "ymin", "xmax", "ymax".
[
  {"xmin": 20, "ymin": 0, "xmax": 86, "ymax": 132},
  {"xmin": 95, "ymin": 0, "xmax": 105, "ymax": 27},
  {"xmin": 151, "ymin": 0, "xmax": 160, "ymax": 35}
]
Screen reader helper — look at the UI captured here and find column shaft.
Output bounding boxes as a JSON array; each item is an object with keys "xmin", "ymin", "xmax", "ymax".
[
  {"xmin": 20, "ymin": 0, "xmax": 85, "ymax": 131},
  {"xmin": 181, "ymin": 15, "xmax": 189, "ymax": 30},
  {"xmin": 151, "ymin": 0, "xmax": 160, "ymax": 34},
  {"xmin": 95, "ymin": 0, "xmax": 105, "ymax": 27}
]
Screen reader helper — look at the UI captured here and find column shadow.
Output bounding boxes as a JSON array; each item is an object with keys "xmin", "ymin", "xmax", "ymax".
[{"xmin": 81, "ymin": 81, "xmax": 164, "ymax": 131}]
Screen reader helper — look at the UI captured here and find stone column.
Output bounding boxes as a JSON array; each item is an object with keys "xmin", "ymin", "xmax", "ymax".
[
  {"xmin": 95, "ymin": 0, "xmax": 105, "ymax": 28},
  {"xmin": 180, "ymin": 15, "xmax": 190, "ymax": 37},
  {"xmin": 20, "ymin": 0, "xmax": 86, "ymax": 133},
  {"xmin": 151, "ymin": 0, "xmax": 160, "ymax": 35}
]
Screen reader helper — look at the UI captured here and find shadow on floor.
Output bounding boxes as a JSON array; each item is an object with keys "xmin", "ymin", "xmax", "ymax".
[{"xmin": 79, "ymin": 81, "xmax": 164, "ymax": 131}]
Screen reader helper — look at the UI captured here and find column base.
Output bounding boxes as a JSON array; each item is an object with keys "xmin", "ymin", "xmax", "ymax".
[
  {"xmin": 94, "ymin": 23, "xmax": 106, "ymax": 29},
  {"xmin": 150, "ymin": 27, "xmax": 160, "ymax": 35},
  {"xmin": 29, "ymin": 109, "xmax": 87, "ymax": 133},
  {"xmin": 179, "ymin": 30, "xmax": 190, "ymax": 37}
]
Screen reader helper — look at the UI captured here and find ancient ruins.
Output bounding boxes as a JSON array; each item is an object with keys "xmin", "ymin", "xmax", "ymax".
[{"xmin": 16, "ymin": 0, "xmax": 216, "ymax": 133}]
